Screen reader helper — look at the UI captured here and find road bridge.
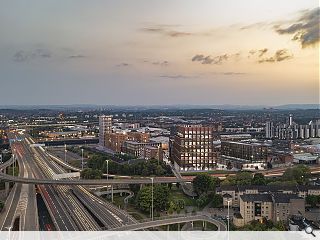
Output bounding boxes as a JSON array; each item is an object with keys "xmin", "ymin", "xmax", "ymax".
[{"xmin": 109, "ymin": 214, "xmax": 226, "ymax": 231}]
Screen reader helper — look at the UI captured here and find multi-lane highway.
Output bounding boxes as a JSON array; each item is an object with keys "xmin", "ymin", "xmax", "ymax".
[
  {"xmin": 27, "ymin": 134, "xmax": 137, "ymax": 230},
  {"xmin": 0, "ymin": 137, "xmax": 39, "ymax": 231},
  {"xmin": 0, "ymin": 132, "xmax": 138, "ymax": 231}
]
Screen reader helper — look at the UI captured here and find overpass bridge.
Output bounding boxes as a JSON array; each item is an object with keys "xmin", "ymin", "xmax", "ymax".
[
  {"xmin": 0, "ymin": 171, "xmax": 190, "ymax": 186},
  {"xmin": 109, "ymin": 214, "xmax": 226, "ymax": 231}
]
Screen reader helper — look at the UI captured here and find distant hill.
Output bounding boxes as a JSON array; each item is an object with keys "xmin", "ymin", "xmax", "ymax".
[
  {"xmin": 0, "ymin": 103, "xmax": 318, "ymax": 111},
  {"xmin": 274, "ymin": 104, "xmax": 319, "ymax": 110}
]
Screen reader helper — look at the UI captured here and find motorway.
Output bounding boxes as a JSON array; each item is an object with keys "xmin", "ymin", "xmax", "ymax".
[
  {"xmin": 0, "ymin": 137, "xmax": 39, "ymax": 231},
  {"xmin": 0, "ymin": 132, "xmax": 139, "ymax": 231},
  {"xmin": 26, "ymin": 134, "xmax": 138, "ymax": 230}
]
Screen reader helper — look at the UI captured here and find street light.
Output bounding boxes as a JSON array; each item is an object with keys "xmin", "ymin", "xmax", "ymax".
[
  {"xmin": 5, "ymin": 226, "xmax": 12, "ymax": 240},
  {"xmin": 151, "ymin": 177, "xmax": 154, "ymax": 221},
  {"xmin": 64, "ymin": 144, "xmax": 67, "ymax": 163},
  {"xmin": 81, "ymin": 148, "xmax": 84, "ymax": 171},
  {"xmin": 227, "ymin": 199, "xmax": 231, "ymax": 235},
  {"xmin": 105, "ymin": 160, "xmax": 109, "ymax": 181},
  {"xmin": 12, "ymin": 154, "xmax": 15, "ymax": 176},
  {"xmin": 105, "ymin": 160, "xmax": 110, "ymax": 200}
]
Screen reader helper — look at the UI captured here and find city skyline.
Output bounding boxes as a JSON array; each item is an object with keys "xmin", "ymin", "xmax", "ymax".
[{"xmin": 0, "ymin": 0, "xmax": 319, "ymax": 105}]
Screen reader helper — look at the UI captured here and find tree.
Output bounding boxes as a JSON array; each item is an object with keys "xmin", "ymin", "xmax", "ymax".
[
  {"xmin": 192, "ymin": 173, "xmax": 218, "ymax": 195},
  {"xmin": 196, "ymin": 193, "xmax": 211, "ymax": 208},
  {"xmin": 80, "ymin": 168, "xmax": 102, "ymax": 179},
  {"xmin": 222, "ymin": 172, "xmax": 253, "ymax": 186},
  {"xmin": 306, "ymin": 195, "xmax": 320, "ymax": 208},
  {"xmin": 251, "ymin": 173, "xmax": 266, "ymax": 185},
  {"xmin": 211, "ymin": 194, "xmax": 223, "ymax": 208},
  {"xmin": 226, "ymin": 161, "xmax": 232, "ymax": 170},
  {"xmin": 235, "ymin": 172, "xmax": 252, "ymax": 185},
  {"xmin": 135, "ymin": 185, "xmax": 170, "ymax": 212},
  {"xmin": 282, "ymin": 165, "xmax": 311, "ymax": 184}
]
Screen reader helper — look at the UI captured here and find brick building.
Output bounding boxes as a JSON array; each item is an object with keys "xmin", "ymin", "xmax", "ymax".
[{"xmin": 171, "ymin": 125, "xmax": 220, "ymax": 171}]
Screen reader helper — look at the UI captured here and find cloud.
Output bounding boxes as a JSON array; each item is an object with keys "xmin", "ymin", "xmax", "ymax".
[
  {"xmin": 240, "ymin": 22, "xmax": 268, "ymax": 30},
  {"xmin": 116, "ymin": 63, "xmax": 131, "ymax": 67},
  {"xmin": 152, "ymin": 60, "xmax": 169, "ymax": 66},
  {"xmin": 141, "ymin": 25, "xmax": 192, "ymax": 38},
  {"xmin": 192, "ymin": 53, "xmax": 240, "ymax": 65},
  {"xmin": 13, "ymin": 51, "xmax": 29, "ymax": 62},
  {"xmin": 68, "ymin": 55, "xmax": 86, "ymax": 59},
  {"xmin": 258, "ymin": 48, "xmax": 268, "ymax": 57},
  {"xmin": 222, "ymin": 72, "xmax": 246, "ymax": 75},
  {"xmin": 13, "ymin": 48, "xmax": 52, "ymax": 62},
  {"xmin": 159, "ymin": 74, "xmax": 195, "ymax": 79},
  {"xmin": 258, "ymin": 49, "xmax": 293, "ymax": 63},
  {"xmin": 274, "ymin": 7, "xmax": 319, "ymax": 48}
]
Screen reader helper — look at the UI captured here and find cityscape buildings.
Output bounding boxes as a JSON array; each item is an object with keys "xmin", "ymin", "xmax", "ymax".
[{"xmin": 266, "ymin": 115, "xmax": 320, "ymax": 140}]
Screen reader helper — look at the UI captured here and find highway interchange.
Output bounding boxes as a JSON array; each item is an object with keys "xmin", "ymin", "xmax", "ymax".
[
  {"xmin": 0, "ymin": 132, "xmax": 138, "ymax": 231},
  {"xmin": 1, "ymin": 131, "xmax": 319, "ymax": 232}
]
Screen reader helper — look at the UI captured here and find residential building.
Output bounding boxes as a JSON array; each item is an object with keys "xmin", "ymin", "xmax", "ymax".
[
  {"xmin": 105, "ymin": 131, "xmax": 150, "ymax": 152},
  {"xmin": 265, "ymin": 115, "xmax": 320, "ymax": 140},
  {"xmin": 234, "ymin": 193, "xmax": 304, "ymax": 226},
  {"xmin": 122, "ymin": 140, "xmax": 163, "ymax": 161},
  {"xmin": 219, "ymin": 140, "xmax": 270, "ymax": 170},
  {"xmin": 170, "ymin": 124, "xmax": 220, "ymax": 171},
  {"xmin": 99, "ymin": 115, "xmax": 112, "ymax": 146},
  {"xmin": 216, "ymin": 185, "xmax": 320, "ymax": 208}
]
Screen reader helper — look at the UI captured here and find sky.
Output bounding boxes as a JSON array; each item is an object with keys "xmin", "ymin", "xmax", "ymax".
[{"xmin": 0, "ymin": 0, "xmax": 319, "ymax": 106}]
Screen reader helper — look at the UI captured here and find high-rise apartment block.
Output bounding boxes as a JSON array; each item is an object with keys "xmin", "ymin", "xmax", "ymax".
[
  {"xmin": 265, "ymin": 115, "xmax": 320, "ymax": 140},
  {"xmin": 99, "ymin": 115, "xmax": 112, "ymax": 146}
]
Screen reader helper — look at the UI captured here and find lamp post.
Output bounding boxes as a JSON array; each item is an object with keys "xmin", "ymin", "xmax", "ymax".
[
  {"xmin": 105, "ymin": 160, "xmax": 110, "ymax": 199},
  {"xmin": 64, "ymin": 144, "xmax": 67, "ymax": 163},
  {"xmin": 227, "ymin": 199, "xmax": 231, "ymax": 236},
  {"xmin": 81, "ymin": 148, "xmax": 84, "ymax": 171},
  {"xmin": 151, "ymin": 177, "xmax": 154, "ymax": 221},
  {"xmin": 12, "ymin": 154, "xmax": 15, "ymax": 176},
  {"xmin": 106, "ymin": 160, "xmax": 109, "ymax": 181},
  {"xmin": 5, "ymin": 226, "xmax": 12, "ymax": 240}
]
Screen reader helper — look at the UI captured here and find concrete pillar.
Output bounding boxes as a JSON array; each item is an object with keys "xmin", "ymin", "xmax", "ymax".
[
  {"xmin": 191, "ymin": 221, "xmax": 193, "ymax": 230},
  {"xmin": 5, "ymin": 182, "xmax": 10, "ymax": 197},
  {"xmin": 167, "ymin": 225, "xmax": 170, "ymax": 231},
  {"xmin": 178, "ymin": 223, "xmax": 180, "ymax": 231}
]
